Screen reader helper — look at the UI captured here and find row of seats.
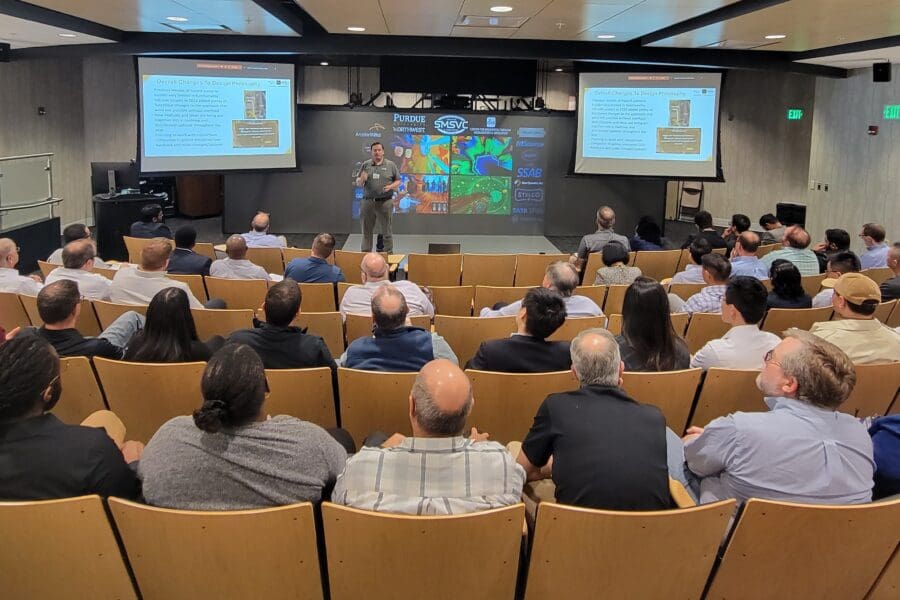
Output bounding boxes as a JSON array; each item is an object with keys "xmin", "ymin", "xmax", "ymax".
[{"xmin": 3, "ymin": 493, "xmax": 898, "ymax": 599}]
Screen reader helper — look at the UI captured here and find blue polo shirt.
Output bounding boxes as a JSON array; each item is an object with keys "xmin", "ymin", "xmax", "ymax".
[{"xmin": 284, "ymin": 256, "xmax": 346, "ymax": 283}]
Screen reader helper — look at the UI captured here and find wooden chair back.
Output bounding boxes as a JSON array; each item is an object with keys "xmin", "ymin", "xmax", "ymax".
[
  {"xmin": 690, "ymin": 368, "xmax": 765, "ymax": 428},
  {"xmin": 574, "ymin": 285, "xmax": 607, "ymax": 308},
  {"xmin": 123, "ymin": 236, "xmax": 174, "ymax": 264},
  {"xmin": 337, "ymin": 281, "xmax": 353, "ymax": 304},
  {"xmin": 840, "ymin": 362, "xmax": 900, "ymax": 418},
  {"xmin": 204, "ymin": 276, "xmax": 268, "ymax": 310},
  {"xmin": 668, "ymin": 282, "xmax": 707, "ymax": 301},
  {"xmin": 192, "ymin": 242, "xmax": 217, "ymax": 261},
  {"xmin": 461, "ymin": 253, "xmax": 517, "ymax": 286},
  {"xmin": 711, "ymin": 247, "xmax": 727, "ymax": 256},
  {"xmin": 473, "ymin": 285, "xmax": 531, "ymax": 313},
  {"xmin": 54, "ymin": 356, "xmax": 107, "ymax": 424},
  {"xmin": 109, "ymin": 498, "xmax": 322, "ymax": 600},
  {"xmin": 684, "ymin": 312, "xmax": 731, "ymax": 353},
  {"xmin": 190, "ymin": 308, "xmax": 254, "ymax": 339},
  {"xmin": 621, "ymin": 368, "xmax": 703, "ymax": 433},
  {"xmin": 92, "ymin": 300, "xmax": 148, "ymax": 330},
  {"xmin": 244, "ymin": 247, "xmax": 284, "ymax": 275},
  {"xmin": 466, "ymin": 370, "xmax": 578, "ymax": 443},
  {"xmin": 602, "ymin": 285, "xmax": 629, "ymax": 315},
  {"xmin": 606, "ymin": 313, "xmax": 624, "ymax": 336},
  {"xmin": 706, "ymin": 498, "xmax": 900, "ymax": 600},
  {"xmin": 93, "ymin": 358, "xmax": 205, "ymax": 443},
  {"xmin": 292, "ymin": 311, "xmax": 345, "ymax": 357},
  {"xmin": 546, "ymin": 316, "xmax": 606, "ymax": 342},
  {"xmin": 0, "ymin": 291, "xmax": 31, "ymax": 331},
  {"xmin": 525, "ymin": 500, "xmax": 736, "ymax": 600},
  {"xmin": 299, "ymin": 282, "xmax": 337, "ymax": 312},
  {"xmin": 92, "ymin": 266, "xmax": 118, "ymax": 280},
  {"xmin": 583, "ymin": 252, "xmax": 604, "ymax": 283},
  {"xmin": 867, "ymin": 544, "xmax": 900, "ymax": 600},
  {"xmin": 265, "ymin": 367, "xmax": 336, "ymax": 428},
  {"xmin": 344, "ymin": 312, "xmax": 375, "ymax": 345},
  {"xmin": 863, "ymin": 267, "xmax": 893, "ymax": 285},
  {"xmin": 20, "ymin": 295, "xmax": 101, "ymax": 337},
  {"xmin": 756, "ymin": 243, "xmax": 780, "ymax": 257},
  {"xmin": 37, "ymin": 259, "xmax": 58, "ymax": 278},
  {"xmin": 434, "ymin": 315, "xmax": 518, "ymax": 367},
  {"xmin": 323, "ymin": 503, "xmax": 524, "ymax": 600},
  {"xmin": 514, "ymin": 253, "xmax": 569, "ymax": 287},
  {"xmin": 337, "ymin": 368, "xmax": 418, "ymax": 446},
  {"xmin": 873, "ymin": 299, "xmax": 897, "ymax": 323},
  {"xmin": 429, "ymin": 285, "xmax": 474, "ymax": 316},
  {"xmin": 407, "ymin": 253, "xmax": 463, "ymax": 286},
  {"xmin": 0, "ymin": 495, "xmax": 137, "ymax": 599},
  {"xmin": 675, "ymin": 248, "xmax": 693, "ymax": 274},
  {"xmin": 760, "ymin": 306, "xmax": 833, "ymax": 334},
  {"xmin": 166, "ymin": 273, "xmax": 208, "ymax": 302},
  {"xmin": 334, "ymin": 250, "xmax": 388, "ymax": 284},
  {"xmin": 632, "ymin": 249, "xmax": 682, "ymax": 282},
  {"xmin": 800, "ymin": 272, "xmax": 827, "ymax": 296}
]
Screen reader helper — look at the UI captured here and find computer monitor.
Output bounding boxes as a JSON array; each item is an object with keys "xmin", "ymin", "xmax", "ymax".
[{"xmin": 90, "ymin": 161, "xmax": 141, "ymax": 195}]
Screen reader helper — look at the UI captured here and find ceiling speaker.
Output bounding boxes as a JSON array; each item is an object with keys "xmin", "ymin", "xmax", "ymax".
[
  {"xmin": 873, "ymin": 62, "xmax": 891, "ymax": 82},
  {"xmin": 0, "ymin": 43, "xmax": 10, "ymax": 63}
]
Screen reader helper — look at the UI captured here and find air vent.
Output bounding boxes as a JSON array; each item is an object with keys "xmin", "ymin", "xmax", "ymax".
[
  {"xmin": 703, "ymin": 39, "xmax": 780, "ymax": 50},
  {"xmin": 456, "ymin": 15, "xmax": 529, "ymax": 28},
  {"xmin": 161, "ymin": 23, "xmax": 236, "ymax": 34}
]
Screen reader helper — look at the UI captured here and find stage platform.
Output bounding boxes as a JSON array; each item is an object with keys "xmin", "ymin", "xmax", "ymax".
[{"xmin": 342, "ymin": 234, "xmax": 561, "ymax": 255}]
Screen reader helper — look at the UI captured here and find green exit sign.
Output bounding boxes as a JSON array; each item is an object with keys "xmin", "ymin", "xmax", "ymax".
[
  {"xmin": 885, "ymin": 105, "xmax": 900, "ymax": 120},
  {"xmin": 787, "ymin": 108, "xmax": 804, "ymax": 120}
]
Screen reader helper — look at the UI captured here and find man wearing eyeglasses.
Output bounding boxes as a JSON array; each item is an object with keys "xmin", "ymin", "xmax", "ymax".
[
  {"xmin": 683, "ymin": 329, "xmax": 874, "ymax": 505},
  {"xmin": 0, "ymin": 238, "xmax": 43, "ymax": 295},
  {"xmin": 859, "ymin": 223, "xmax": 890, "ymax": 270}
]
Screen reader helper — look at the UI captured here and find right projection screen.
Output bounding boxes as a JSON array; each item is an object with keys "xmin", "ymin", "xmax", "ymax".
[{"xmin": 575, "ymin": 72, "xmax": 722, "ymax": 178}]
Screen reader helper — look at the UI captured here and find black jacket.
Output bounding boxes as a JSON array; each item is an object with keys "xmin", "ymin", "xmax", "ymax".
[
  {"xmin": 167, "ymin": 248, "xmax": 212, "ymax": 276},
  {"xmin": 129, "ymin": 221, "xmax": 172, "ymax": 239},
  {"xmin": 466, "ymin": 334, "xmax": 572, "ymax": 373}
]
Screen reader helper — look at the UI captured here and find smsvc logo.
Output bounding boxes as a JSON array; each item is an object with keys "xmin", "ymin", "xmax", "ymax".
[{"xmin": 434, "ymin": 115, "xmax": 468, "ymax": 135}]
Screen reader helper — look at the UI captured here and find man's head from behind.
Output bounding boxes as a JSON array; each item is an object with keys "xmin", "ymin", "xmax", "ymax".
[
  {"xmin": 825, "ymin": 251, "xmax": 861, "ymax": 279},
  {"xmin": 824, "ymin": 272, "xmax": 881, "ymax": 319},
  {"xmin": 62, "ymin": 223, "xmax": 91, "ymax": 245},
  {"xmin": 542, "ymin": 261, "xmax": 579, "ymax": 297},
  {"xmin": 701, "ymin": 253, "xmax": 731, "ymax": 284},
  {"xmin": 360, "ymin": 252, "xmax": 389, "ymax": 282},
  {"xmin": 518, "ymin": 287, "xmax": 567, "ymax": 340},
  {"xmin": 225, "ymin": 235, "xmax": 248, "ymax": 260},
  {"xmin": 784, "ymin": 225, "xmax": 811, "ymax": 249},
  {"xmin": 264, "ymin": 280, "xmax": 302, "ymax": 327},
  {"xmin": 174, "ymin": 226, "xmax": 197, "ymax": 250},
  {"xmin": 371, "ymin": 285, "xmax": 408, "ymax": 332},
  {"xmin": 140, "ymin": 238, "xmax": 173, "ymax": 271},
  {"xmin": 733, "ymin": 231, "xmax": 760, "ymax": 257},
  {"xmin": 251, "ymin": 211, "xmax": 270, "ymax": 233},
  {"xmin": 860, "ymin": 223, "xmax": 886, "ymax": 248},
  {"xmin": 730, "ymin": 214, "xmax": 751, "ymax": 233},
  {"xmin": 824, "ymin": 229, "xmax": 851, "ymax": 252},
  {"xmin": 37, "ymin": 280, "xmax": 80, "ymax": 326},
  {"xmin": 0, "ymin": 335, "xmax": 61, "ymax": 423},
  {"xmin": 312, "ymin": 233, "xmax": 337, "ymax": 259},
  {"xmin": 140, "ymin": 203, "xmax": 163, "ymax": 224},
  {"xmin": 409, "ymin": 359, "xmax": 473, "ymax": 437},
  {"xmin": 0, "ymin": 238, "xmax": 19, "ymax": 269},
  {"xmin": 694, "ymin": 210, "xmax": 713, "ymax": 231},
  {"xmin": 888, "ymin": 242, "xmax": 900, "ymax": 274},
  {"xmin": 570, "ymin": 328, "xmax": 622, "ymax": 387},
  {"xmin": 61, "ymin": 239, "xmax": 96, "ymax": 271},
  {"xmin": 596, "ymin": 205, "xmax": 616, "ymax": 229},
  {"xmin": 689, "ymin": 237, "xmax": 712, "ymax": 265},
  {"xmin": 722, "ymin": 276, "xmax": 768, "ymax": 326},
  {"xmin": 756, "ymin": 329, "xmax": 855, "ymax": 410}
]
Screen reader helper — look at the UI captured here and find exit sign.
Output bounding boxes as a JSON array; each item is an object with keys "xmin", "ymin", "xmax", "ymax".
[
  {"xmin": 787, "ymin": 109, "xmax": 804, "ymax": 120},
  {"xmin": 885, "ymin": 105, "xmax": 900, "ymax": 120}
]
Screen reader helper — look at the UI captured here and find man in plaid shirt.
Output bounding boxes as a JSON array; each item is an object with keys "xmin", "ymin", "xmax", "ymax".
[
  {"xmin": 682, "ymin": 253, "xmax": 732, "ymax": 314},
  {"xmin": 332, "ymin": 359, "xmax": 525, "ymax": 515}
]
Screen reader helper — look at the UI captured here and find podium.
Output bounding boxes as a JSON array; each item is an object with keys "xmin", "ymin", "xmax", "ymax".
[{"xmin": 93, "ymin": 193, "xmax": 168, "ymax": 261}]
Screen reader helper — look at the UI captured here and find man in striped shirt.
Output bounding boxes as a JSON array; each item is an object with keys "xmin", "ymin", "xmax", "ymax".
[{"xmin": 332, "ymin": 359, "xmax": 525, "ymax": 515}]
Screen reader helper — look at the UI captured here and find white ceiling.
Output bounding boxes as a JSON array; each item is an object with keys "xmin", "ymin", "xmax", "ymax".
[
  {"xmin": 0, "ymin": 13, "xmax": 114, "ymax": 48},
  {"xmin": 798, "ymin": 47, "xmax": 900, "ymax": 71}
]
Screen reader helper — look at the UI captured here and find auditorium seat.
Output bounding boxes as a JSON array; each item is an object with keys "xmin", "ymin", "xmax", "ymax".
[
  {"xmin": 690, "ymin": 368, "xmax": 765, "ymax": 428},
  {"xmin": 204, "ymin": 276, "xmax": 268, "ymax": 310},
  {"xmin": 337, "ymin": 281, "xmax": 352, "ymax": 304},
  {"xmin": 123, "ymin": 236, "xmax": 174, "ymax": 264},
  {"xmin": 675, "ymin": 248, "xmax": 693, "ymax": 274},
  {"xmin": 429, "ymin": 285, "xmax": 474, "ymax": 316},
  {"xmin": 0, "ymin": 495, "xmax": 137, "ymax": 599},
  {"xmin": 337, "ymin": 367, "xmax": 418, "ymax": 447},
  {"xmin": 0, "ymin": 291, "xmax": 31, "ymax": 331},
  {"xmin": 524, "ymin": 500, "xmax": 735, "ymax": 600},
  {"xmin": 574, "ymin": 284, "xmax": 607, "ymax": 308},
  {"xmin": 621, "ymin": 368, "xmax": 703, "ymax": 433},
  {"xmin": 407, "ymin": 253, "xmax": 463, "ymax": 286},
  {"xmin": 862, "ymin": 267, "xmax": 893, "ymax": 285},
  {"xmin": 193, "ymin": 242, "xmax": 217, "ymax": 262},
  {"xmin": 299, "ymin": 282, "xmax": 337, "ymax": 312},
  {"xmin": 282, "ymin": 247, "xmax": 335, "ymax": 265},
  {"xmin": 37, "ymin": 259, "xmax": 58, "ymax": 278},
  {"xmin": 53, "ymin": 356, "xmax": 108, "ymax": 424},
  {"xmin": 473, "ymin": 285, "xmax": 531, "ymax": 313},
  {"xmin": 583, "ymin": 252, "xmax": 604, "ymax": 282},
  {"xmin": 293, "ymin": 311, "xmax": 346, "ymax": 357},
  {"xmin": 872, "ymin": 299, "xmax": 897, "ymax": 323},
  {"xmin": 706, "ymin": 498, "xmax": 900, "ymax": 600},
  {"xmin": 889, "ymin": 301, "xmax": 900, "ymax": 328},
  {"xmin": 244, "ymin": 247, "xmax": 284, "ymax": 275},
  {"xmin": 683, "ymin": 312, "xmax": 731, "ymax": 353},
  {"xmin": 602, "ymin": 285, "xmax": 629, "ymax": 315},
  {"xmin": 434, "ymin": 315, "xmax": 518, "ymax": 366},
  {"xmin": 839, "ymin": 362, "xmax": 900, "ymax": 418},
  {"xmin": 514, "ymin": 253, "xmax": 569, "ymax": 287},
  {"xmin": 868, "ymin": 545, "xmax": 900, "ymax": 600},
  {"xmin": 465, "ymin": 369, "xmax": 578, "ymax": 444},
  {"xmin": 461, "ymin": 253, "xmax": 517, "ymax": 286},
  {"xmin": 91, "ymin": 266, "xmax": 118, "ymax": 280},
  {"xmin": 166, "ymin": 273, "xmax": 208, "ymax": 302},
  {"xmin": 190, "ymin": 308, "xmax": 254, "ymax": 339},
  {"xmin": 799, "ymin": 273, "xmax": 827, "ymax": 297},
  {"xmin": 92, "ymin": 299, "xmax": 148, "ymax": 329},
  {"xmin": 20, "ymin": 294, "xmax": 101, "ymax": 337},
  {"xmin": 668, "ymin": 282, "xmax": 707, "ymax": 301},
  {"xmin": 756, "ymin": 243, "xmax": 780, "ymax": 258},
  {"xmin": 546, "ymin": 316, "xmax": 606, "ymax": 341},
  {"xmin": 265, "ymin": 367, "xmax": 336, "ymax": 428},
  {"xmin": 333, "ymin": 250, "xmax": 388, "ymax": 284},
  {"xmin": 109, "ymin": 499, "xmax": 323, "ymax": 600},
  {"xmin": 760, "ymin": 306, "xmax": 833, "ymax": 335},
  {"xmin": 632, "ymin": 249, "xmax": 681, "ymax": 282},
  {"xmin": 322, "ymin": 502, "xmax": 524, "ymax": 600}
]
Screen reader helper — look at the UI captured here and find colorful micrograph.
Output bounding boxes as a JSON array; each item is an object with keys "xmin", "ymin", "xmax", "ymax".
[
  {"xmin": 451, "ymin": 136, "xmax": 513, "ymax": 176},
  {"xmin": 391, "ymin": 134, "xmax": 450, "ymax": 174},
  {"xmin": 395, "ymin": 174, "xmax": 449, "ymax": 214},
  {"xmin": 449, "ymin": 176, "xmax": 511, "ymax": 215}
]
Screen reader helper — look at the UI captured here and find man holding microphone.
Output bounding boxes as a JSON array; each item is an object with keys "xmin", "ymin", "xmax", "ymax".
[{"xmin": 356, "ymin": 141, "xmax": 401, "ymax": 253}]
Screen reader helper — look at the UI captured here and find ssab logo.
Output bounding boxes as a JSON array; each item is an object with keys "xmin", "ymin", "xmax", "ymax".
[{"xmin": 434, "ymin": 115, "xmax": 468, "ymax": 135}]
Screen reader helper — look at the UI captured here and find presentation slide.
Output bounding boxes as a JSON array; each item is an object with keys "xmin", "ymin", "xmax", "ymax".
[
  {"xmin": 137, "ymin": 57, "xmax": 296, "ymax": 173},
  {"xmin": 575, "ymin": 72, "xmax": 722, "ymax": 178}
]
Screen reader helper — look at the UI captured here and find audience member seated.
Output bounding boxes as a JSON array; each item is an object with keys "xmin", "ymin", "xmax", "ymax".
[
  {"xmin": 766, "ymin": 260, "xmax": 812, "ymax": 309},
  {"xmin": 679, "ymin": 254, "xmax": 732, "ymax": 315},
  {"xmin": 129, "ymin": 203, "xmax": 172, "ymax": 239},
  {"xmin": 684, "ymin": 329, "xmax": 874, "ymax": 505},
  {"xmin": 110, "ymin": 239, "xmax": 206, "ymax": 309},
  {"xmin": 671, "ymin": 237, "xmax": 712, "ymax": 284},
  {"xmin": 166, "ymin": 226, "xmax": 211, "ymax": 276},
  {"xmin": 680, "ymin": 210, "xmax": 727, "ymax": 250},
  {"xmin": 44, "ymin": 239, "xmax": 111, "ymax": 300},
  {"xmin": 813, "ymin": 228, "xmax": 851, "ymax": 273},
  {"xmin": 283, "ymin": 232, "xmax": 346, "ymax": 283},
  {"xmin": 722, "ymin": 213, "xmax": 751, "ymax": 256},
  {"xmin": 869, "ymin": 415, "xmax": 900, "ymax": 500},
  {"xmin": 140, "ymin": 343, "xmax": 347, "ymax": 509},
  {"xmin": 691, "ymin": 277, "xmax": 780, "ymax": 370},
  {"xmin": 0, "ymin": 237, "xmax": 42, "ymax": 295},
  {"xmin": 629, "ymin": 216, "xmax": 665, "ymax": 251},
  {"xmin": 593, "ymin": 241, "xmax": 642, "ymax": 286},
  {"xmin": 0, "ymin": 335, "xmax": 142, "ymax": 500},
  {"xmin": 332, "ymin": 359, "xmax": 524, "ymax": 515},
  {"xmin": 859, "ymin": 222, "xmax": 890, "ymax": 269},
  {"xmin": 616, "ymin": 277, "xmax": 689, "ymax": 372},
  {"xmin": 467, "ymin": 287, "xmax": 571, "ymax": 372},
  {"xmin": 481, "ymin": 261, "xmax": 602, "ymax": 318},
  {"xmin": 880, "ymin": 242, "xmax": 900, "ymax": 301},
  {"xmin": 19, "ymin": 280, "xmax": 142, "ymax": 359},
  {"xmin": 125, "ymin": 288, "xmax": 224, "ymax": 363},
  {"xmin": 47, "ymin": 223, "xmax": 109, "ymax": 268},
  {"xmin": 516, "ymin": 328, "xmax": 680, "ymax": 510},
  {"xmin": 729, "ymin": 231, "xmax": 769, "ymax": 280},
  {"xmin": 210, "ymin": 234, "xmax": 271, "ymax": 281},
  {"xmin": 340, "ymin": 252, "xmax": 434, "ymax": 319},
  {"xmin": 761, "ymin": 225, "xmax": 820, "ymax": 275},
  {"xmin": 229, "ymin": 280, "xmax": 336, "ymax": 373},
  {"xmin": 343, "ymin": 285, "xmax": 456, "ymax": 371},
  {"xmin": 809, "ymin": 273, "xmax": 900, "ymax": 363},
  {"xmin": 570, "ymin": 205, "xmax": 630, "ymax": 271},
  {"xmin": 758, "ymin": 213, "xmax": 785, "ymax": 245},
  {"xmin": 242, "ymin": 211, "xmax": 286, "ymax": 248},
  {"xmin": 812, "ymin": 251, "xmax": 860, "ymax": 308}
]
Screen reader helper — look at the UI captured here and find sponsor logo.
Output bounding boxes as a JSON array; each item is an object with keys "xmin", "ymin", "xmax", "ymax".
[
  {"xmin": 516, "ymin": 140, "xmax": 544, "ymax": 149},
  {"xmin": 355, "ymin": 131, "xmax": 382, "ymax": 138},
  {"xmin": 434, "ymin": 114, "xmax": 469, "ymax": 135},
  {"xmin": 516, "ymin": 167, "xmax": 543, "ymax": 178},
  {"xmin": 519, "ymin": 150, "xmax": 539, "ymax": 162},
  {"xmin": 517, "ymin": 127, "xmax": 546, "ymax": 138},
  {"xmin": 515, "ymin": 189, "xmax": 544, "ymax": 201},
  {"xmin": 369, "ymin": 123, "xmax": 386, "ymax": 131},
  {"xmin": 486, "ymin": 116, "xmax": 496, "ymax": 128},
  {"xmin": 393, "ymin": 113, "xmax": 426, "ymax": 124}
]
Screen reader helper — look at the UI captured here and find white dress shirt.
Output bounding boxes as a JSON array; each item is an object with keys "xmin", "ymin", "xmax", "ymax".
[
  {"xmin": 0, "ymin": 267, "xmax": 42, "ymax": 295},
  {"xmin": 671, "ymin": 263, "xmax": 706, "ymax": 284},
  {"xmin": 47, "ymin": 247, "xmax": 109, "ymax": 269},
  {"xmin": 109, "ymin": 268, "xmax": 203, "ymax": 308},
  {"xmin": 339, "ymin": 280, "xmax": 434, "ymax": 319},
  {"xmin": 690, "ymin": 324, "xmax": 782, "ymax": 370},
  {"xmin": 479, "ymin": 294, "xmax": 603, "ymax": 318},
  {"xmin": 241, "ymin": 231, "xmax": 286, "ymax": 248},
  {"xmin": 45, "ymin": 267, "xmax": 111, "ymax": 300},
  {"xmin": 210, "ymin": 258, "xmax": 269, "ymax": 280}
]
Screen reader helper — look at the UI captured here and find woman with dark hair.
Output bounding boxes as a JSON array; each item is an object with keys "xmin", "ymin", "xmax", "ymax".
[
  {"xmin": 124, "ymin": 287, "xmax": 224, "ymax": 362},
  {"xmin": 594, "ymin": 241, "xmax": 642, "ymax": 286},
  {"xmin": 139, "ymin": 343, "xmax": 347, "ymax": 509},
  {"xmin": 630, "ymin": 217, "xmax": 664, "ymax": 251},
  {"xmin": 615, "ymin": 277, "xmax": 690, "ymax": 371},
  {"xmin": 766, "ymin": 259, "xmax": 812, "ymax": 309}
]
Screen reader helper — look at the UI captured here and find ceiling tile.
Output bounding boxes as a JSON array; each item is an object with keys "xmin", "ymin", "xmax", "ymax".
[
  {"xmin": 294, "ymin": 0, "xmax": 389, "ymax": 34},
  {"xmin": 451, "ymin": 25, "xmax": 518, "ymax": 38},
  {"xmin": 0, "ymin": 13, "xmax": 115, "ymax": 48}
]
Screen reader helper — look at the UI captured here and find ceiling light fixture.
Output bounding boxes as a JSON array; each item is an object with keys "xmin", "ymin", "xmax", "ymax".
[
  {"xmin": 57, "ymin": 33, "xmax": 77, "ymax": 38},
  {"xmin": 596, "ymin": 34, "xmax": 616, "ymax": 39},
  {"xmin": 554, "ymin": 67, "xmax": 563, "ymax": 72},
  {"xmin": 765, "ymin": 34, "xmax": 786, "ymax": 39},
  {"xmin": 347, "ymin": 26, "xmax": 366, "ymax": 32},
  {"xmin": 320, "ymin": 61, "xmax": 329, "ymax": 66},
  {"xmin": 166, "ymin": 16, "xmax": 189, "ymax": 22},
  {"xmin": 490, "ymin": 6, "xmax": 514, "ymax": 13}
]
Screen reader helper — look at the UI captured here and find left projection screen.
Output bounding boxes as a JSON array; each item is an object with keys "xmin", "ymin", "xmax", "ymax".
[{"xmin": 137, "ymin": 57, "xmax": 297, "ymax": 173}]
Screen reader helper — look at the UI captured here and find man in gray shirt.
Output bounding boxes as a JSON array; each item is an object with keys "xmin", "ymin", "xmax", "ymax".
[
  {"xmin": 571, "ymin": 205, "xmax": 631, "ymax": 271},
  {"xmin": 356, "ymin": 141, "xmax": 401, "ymax": 253}
]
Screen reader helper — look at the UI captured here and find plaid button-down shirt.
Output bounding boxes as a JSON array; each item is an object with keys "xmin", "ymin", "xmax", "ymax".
[{"xmin": 683, "ymin": 284, "xmax": 727, "ymax": 314}]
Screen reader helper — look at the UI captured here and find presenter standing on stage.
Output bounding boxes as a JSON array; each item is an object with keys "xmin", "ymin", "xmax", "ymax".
[{"xmin": 356, "ymin": 141, "xmax": 401, "ymax": 253}]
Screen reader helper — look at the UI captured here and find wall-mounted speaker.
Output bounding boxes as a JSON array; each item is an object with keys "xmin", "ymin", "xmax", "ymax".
[
  {"xmin": 873, "ymin": 62, "xmax": 891, "ymax": 83},
  {"xmin": 0, "ymin": 43, "xmax": 10, "ymax": 63}
]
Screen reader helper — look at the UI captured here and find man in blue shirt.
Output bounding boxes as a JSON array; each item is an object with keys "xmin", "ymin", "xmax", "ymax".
[
  {"xmin": 729, "ymin": 232, "xmax": 769, "ymax": 280},
  {"xmin": 284, "ymin": 233, "xmax": 346, "ymax": 283},
  {"xmin": 859, "ymin": 222, "xmax": 890, "ymax": 269}
]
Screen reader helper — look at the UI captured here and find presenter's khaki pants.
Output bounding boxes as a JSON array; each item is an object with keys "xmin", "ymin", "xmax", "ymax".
[{"xmin": 361, "ymin": 198, "xmax": 393, "ymax": 253}]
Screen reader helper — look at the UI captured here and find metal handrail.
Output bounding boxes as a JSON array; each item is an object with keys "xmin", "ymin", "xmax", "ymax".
[
  {"xmin": 0, "ymin": 197, "xmax": 63, "ymax": 213},
  {"xmin": 0, "ymin": 153, "xmax": 54, "ymax": 162}
]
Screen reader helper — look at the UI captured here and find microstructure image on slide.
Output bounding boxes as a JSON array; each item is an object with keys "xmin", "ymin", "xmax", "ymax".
[
  {"xmin": 450, "ymin": 176, "xmax": 511, "ymax": 215},
  {"xmin": 395, "ymin": 174, "xmax": 449, "ymax": 214},
  {"xmin": 244, "ymin": 91, "xmax": 267, "ymax": 119},
  {"xmin": 391, "ymin": 134, "xmax": 450, "ymax": 174},
  {"xmin": 451, "ymin": 136, "xmax": 513, "ymax": 175}
]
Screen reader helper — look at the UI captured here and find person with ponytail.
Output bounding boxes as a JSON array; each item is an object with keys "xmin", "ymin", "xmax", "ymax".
[{"xmin": 139, "ymin": 343, "xmax": 348, "ymax": 509}]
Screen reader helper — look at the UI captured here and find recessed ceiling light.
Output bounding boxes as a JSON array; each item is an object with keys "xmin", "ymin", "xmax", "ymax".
[
  {"xmin": 765, "ymin": 34, "xmax": 786, "ymax": 40},
  {"xmin": 166, "ymin": 16, "xmax": 189, "ymax": 22},
  {"xmin": 490, "ymin": 6, "xmax": 514, "ymax": 13},
  {"xmin": 320, "ymin": 61, "xmax": 329, "ymax": 66},
  {"xmin": 347, "ymin": 26, "xmax": 366, "ymax": 32},
  {"xmin": 57, "ymin": 33, "xmax": 77, "ymax": 38},
  {"xmin": 596, "ymin": 34, "xmax": 616, "ymax": 39},
  {"xmin": 554, "ymin": 67, "xmax": 563, "ymax": 72}
]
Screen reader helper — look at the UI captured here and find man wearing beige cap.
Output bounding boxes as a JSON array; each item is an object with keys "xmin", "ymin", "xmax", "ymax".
[{"xmin": 809, "ymin": 273, "xmax": 900, "ymax": 364}]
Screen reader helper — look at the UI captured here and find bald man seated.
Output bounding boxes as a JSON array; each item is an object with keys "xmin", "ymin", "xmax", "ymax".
[
  {"xmin": 210, "ymin": 235, "xmax": 272, "ymax": 280},
  {"xmin": 241, "ymin": 211, "xmax": 286, "ymax": 248},
  {"xmin": 332, "ymin": 359, "xmax": 525, "ymax": 515},
  {"xmin": 45, "ymin": 239, "xmax": 112, "ymax": 300},
  {"xmin": 0, "ymin": 237, "xmax": 43, "ymax": 295},
  {"xmin": 339, "ymin": 252, "xmax": 434, "ymax": 319}
]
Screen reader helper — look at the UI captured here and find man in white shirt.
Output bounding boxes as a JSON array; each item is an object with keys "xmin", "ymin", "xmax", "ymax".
[
  {"xmin": 45, "ymin": 239, "xmax": 111, "ymax": 300},
  {"xmin": 691, "ymin": 276, "xmax": 781, "ymax": 370},
  {"xmin": 340, "ymin": 252, "xmax": 434, "ymax": 319},
  {"xmin": 109, "ymin": 238, "xmax": 205, "ymax": 309},
  {"xmin": 729, "ymin": 232, "xmax": 769, "ymax": 280},
  {"xmin": 0, "ymin": 237, "xmax": 42, "ymax": 295},
  {"xmin": 241, "ymin": 211, "xmax": 286, "ymax": 248},
  {"xmin": 670, "ymin": 237, "xmax": 712, "ymax": 284},
  {"xmin": 812, "ymin": 251, "xmax": 860, "ymax": 308},
  {"xmin": 46, "ymin": 223, "xmax": 110, "ymax": 269},
  {"xmin": 480, "ymin": 261, "xmax": 603, "ymax": 318},
  {"xmin": 859, "ymin": 222, "xmax": 889, "ymax": 270},
  {"xmin": 210, "ymin": 235, "xmax": 271, "ymax": 280}
]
